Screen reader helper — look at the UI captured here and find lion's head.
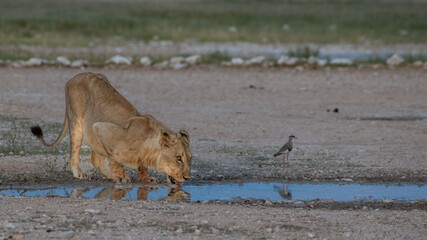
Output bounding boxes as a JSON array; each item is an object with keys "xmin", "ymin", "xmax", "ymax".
[{"xmin": 156, "ymin": 129, "xmax": 192, "ymax": 185}]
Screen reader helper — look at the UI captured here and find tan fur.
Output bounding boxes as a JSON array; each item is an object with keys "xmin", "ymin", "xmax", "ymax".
[{"xmin": 31, "ymin": 72, "xmax": 192, "ymax": 184}]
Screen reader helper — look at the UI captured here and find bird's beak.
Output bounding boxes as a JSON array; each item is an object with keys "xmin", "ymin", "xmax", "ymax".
[{"xmin": 294, "ymin": 137, "xmax": 297, "ymax": 139}]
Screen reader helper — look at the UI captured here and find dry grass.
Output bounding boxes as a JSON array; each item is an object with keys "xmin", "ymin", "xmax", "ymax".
[{"xmin": 0, "ymin": 0, "xmax": 426, "ymax": 46}]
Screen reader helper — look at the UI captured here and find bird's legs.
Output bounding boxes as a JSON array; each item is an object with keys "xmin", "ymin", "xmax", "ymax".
[
  {"xmin": 282, "ymin": 155, "xmax": 286, "ymax": 168},
  {"xmin": 286, "ymin": 153, "xmax": 290, "ymax": 166}
]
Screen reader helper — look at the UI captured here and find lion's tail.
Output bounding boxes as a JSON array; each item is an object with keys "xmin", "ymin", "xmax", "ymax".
[{"xmin": 30, "ymin": 116, "xmax": 68, "ymax": 150}]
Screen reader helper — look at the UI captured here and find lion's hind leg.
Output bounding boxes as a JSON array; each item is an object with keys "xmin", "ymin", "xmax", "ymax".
[
  {"xmin": 68, "ymin": 118, "xmax": 88, "ymax": 179},
  {"xmin": 91, "ymin": 151, "xmax": 112, "ymax": 179}
]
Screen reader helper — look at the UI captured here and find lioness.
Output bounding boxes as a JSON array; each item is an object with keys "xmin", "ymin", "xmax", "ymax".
[{"xmin": 30, "ymin": 72, "xmax": 192, "ymax": 184}]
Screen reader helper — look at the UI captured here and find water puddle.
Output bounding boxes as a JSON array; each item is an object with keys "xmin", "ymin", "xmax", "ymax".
[
  {"xmin": 0, "ymin": 182, "xmax": 425, "ymax": 202},
  {"xmin": 354, "ymin": 116, "xmax": 426, "ymax": 121}
]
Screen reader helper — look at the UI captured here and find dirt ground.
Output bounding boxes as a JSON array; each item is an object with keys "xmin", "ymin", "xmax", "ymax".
[{"xmin": 0, "ymin": 66, "xmax": 426, "ymax": 239}]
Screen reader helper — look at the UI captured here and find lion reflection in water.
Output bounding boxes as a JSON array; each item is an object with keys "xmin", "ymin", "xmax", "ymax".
[{"xmin": 70, "ymin": 186, "xmax": 190, "ymax": 201}]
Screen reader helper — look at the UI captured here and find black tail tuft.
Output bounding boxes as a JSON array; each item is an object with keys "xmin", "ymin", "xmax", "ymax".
[{"xmin": 30, "ymin": 126, "xmax": 43, "ymax": 137}]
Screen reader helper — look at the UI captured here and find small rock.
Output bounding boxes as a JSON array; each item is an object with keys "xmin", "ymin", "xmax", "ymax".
[
  {"xmin": 194, "ymin": 229, "xmax": 201, "ymax": 235},
  {"xmin": 57, "ymin": 56, "xmax": 71, "ymax": 66},
  {"xmin": 70, "ymin": 60, "xmax": 88, "ymax": 68},
  {"xmin": 282, "ymin": 24, "xmax": 290, "ymax": 31},
  {"xmin": 176, "ymin": 227, "xmax": 183, "ymax": 233},
  {"xmin": 85, "ymin": 209, "xmax": 100, "ymax": 214},
  {"xmin": 320, "ymin": 198, "xmax": 334, "ymax": 203},
  {"xmin": 23, "ymin": 57, "xmax": 43, "ymax": 67},
  {"xmin": 341, "ymin": 178, "xmax": 353, "ymax": 182},
  {"xmin": 317, "ymin": 59, "xmax": 327, "ymax": 66},
  {"xmin": 277, "ymin": 56, "xmax": 298, "ymax": 66},
  {"xmin": 245, "ymin": 56, "xmax": 266, "ymax": 66},
  {"xmin": 139, "ymin": 57, "xmax": 152, "ymax": 66},
  {"xmin": 231, "ymin": 58, "xmax": 244, "ymax": 66},
  {"xmin": 228, "ymin": 26, "xmax": 238, "ymax": 33},
  {"xmin": 87, "ymin": 230, "xmax": 96, "ymax": 235},
  {"xmin": 106, "ymin": 55, "xmax": 132, "ymax": 65},
  {"xmin": 221, "ymin": 61, "xmax": 232, "ymax": 66},
  {"xmin": 386, "ymin": 53, "xmax": 404, "ymax": 66},
  {"xmin": 9, "ymin": 152, "xmax": 13, "ymax": 156},
  {"xmin": 3, "ymin": 221, "xmax": 16, "ymax": 229},
  {"xmin": 201, "ymin": 220, "xmax": 209, "ymax": 224},
  {"xmin": 211, "ymin": 227, "xmax": 219, "ymax": 234},
  {"xmin": 19, "ymin": 151, "xmax": 24, "ymax": 155},
  {"xmin": 185, "ymin": 55, "xmax": 201, "ymax": 65},
  {"xmin": 308, "ymin": 233, "xmax": 315, "ymax": 238},
  {"xmin": 372, "ymin": 64, "xmax": 382, "ymax": 69},
  {"xmin": 413, "ymin": 60, "xmax": 423, "ymax": 67},
  {"xmin": 266, "ymin": 228, "xmax": 273, "ymax": 233},
  {"xmin": 153, "ymin": 60, "xmax": 169, "ymax": 69},
  {"xmin": 330, "ymin": 58, "xmax": 353, "ymax": 65},
  {"xmin": 170, "ymin": 56, "xmax": 185, "ymax": 65},
  {"xmin": 307, "ymin": 56, "xmax": 318, "ymax": 64},
  {"xmin": 295, "ymin": 66, "xmax": 304, "ymax": 71},
  {"xmin": 171, "ymin": 63, "xmax": 188, "ymax": 70},
  {"xmin": 11, "ymin": 62, "xmax": 24, "ymax": 68}
]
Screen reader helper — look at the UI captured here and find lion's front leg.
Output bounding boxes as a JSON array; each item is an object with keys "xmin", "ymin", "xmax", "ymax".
[
  {"xmin": 109, "ymin": 159, "xmax": 130, "ymax": 183},
  {"xmin": 138, "ymin": 166, "xmax": 157, "ymax": 183}
]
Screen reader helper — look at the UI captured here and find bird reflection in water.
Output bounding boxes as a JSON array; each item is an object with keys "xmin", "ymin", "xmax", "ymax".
[
  {"xmin": 69, "ymin": 186, "xmax": 191, "ymax": 201},
  {"xmin": 274, "ymin": 184, "xmax": 292, "ymax": 200}
]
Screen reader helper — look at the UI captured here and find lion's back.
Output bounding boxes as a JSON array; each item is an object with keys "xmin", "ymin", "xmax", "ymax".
[{"xmin": 66, "ymin": 72, "xmax": 139, "ymax": 125}]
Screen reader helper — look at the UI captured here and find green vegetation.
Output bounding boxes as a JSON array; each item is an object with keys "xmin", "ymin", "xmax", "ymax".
[{"xmin": 0, "ymin": 0, "xmax": 426, "ymax": 46}]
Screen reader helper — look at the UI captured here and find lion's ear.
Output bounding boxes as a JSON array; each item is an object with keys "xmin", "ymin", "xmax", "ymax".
[
  {"xmin": 179, "ymin": 130, "xmax": 189, "ymax": 143},
  {"xmin": 159, "ymin": 129, "xmax": 171, "ymax": 148}
]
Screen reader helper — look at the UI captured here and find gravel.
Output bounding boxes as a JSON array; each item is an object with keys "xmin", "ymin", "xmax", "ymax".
[{"xmin": 0, "ymin": 66, "xmax": 426, "ymax": 239}]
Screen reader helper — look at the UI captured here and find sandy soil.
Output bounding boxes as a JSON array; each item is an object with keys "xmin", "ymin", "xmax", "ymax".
[{"xmin": 0, "ymin": 66, "xmax": 426, "ymax": 239}]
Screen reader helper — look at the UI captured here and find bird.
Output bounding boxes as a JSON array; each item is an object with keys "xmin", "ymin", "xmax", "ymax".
[
  {"xmin": 274, "ymin": 184, "xmax": 292, "ymax": 200},
  {"xmin": 273, "ymin": 135, "xmax": 297, "ymax": 167}
]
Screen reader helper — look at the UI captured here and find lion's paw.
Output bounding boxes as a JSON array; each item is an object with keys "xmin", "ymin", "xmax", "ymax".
[
  {"xmin": 114, "ymin": 176, "xmax": 131, "ymax": 184},
  {"xmin": 139, "ymin": 177, "xmax": 157, "ymax": 184},
  {"xmin": 72, "ymin": 169, "xmax": 89, "ymax": 180}
]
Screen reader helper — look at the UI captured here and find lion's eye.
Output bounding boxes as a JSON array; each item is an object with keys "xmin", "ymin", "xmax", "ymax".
[{"xmin": 176, "ymin": 156, "xmax": 183, "ymax": 163}]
